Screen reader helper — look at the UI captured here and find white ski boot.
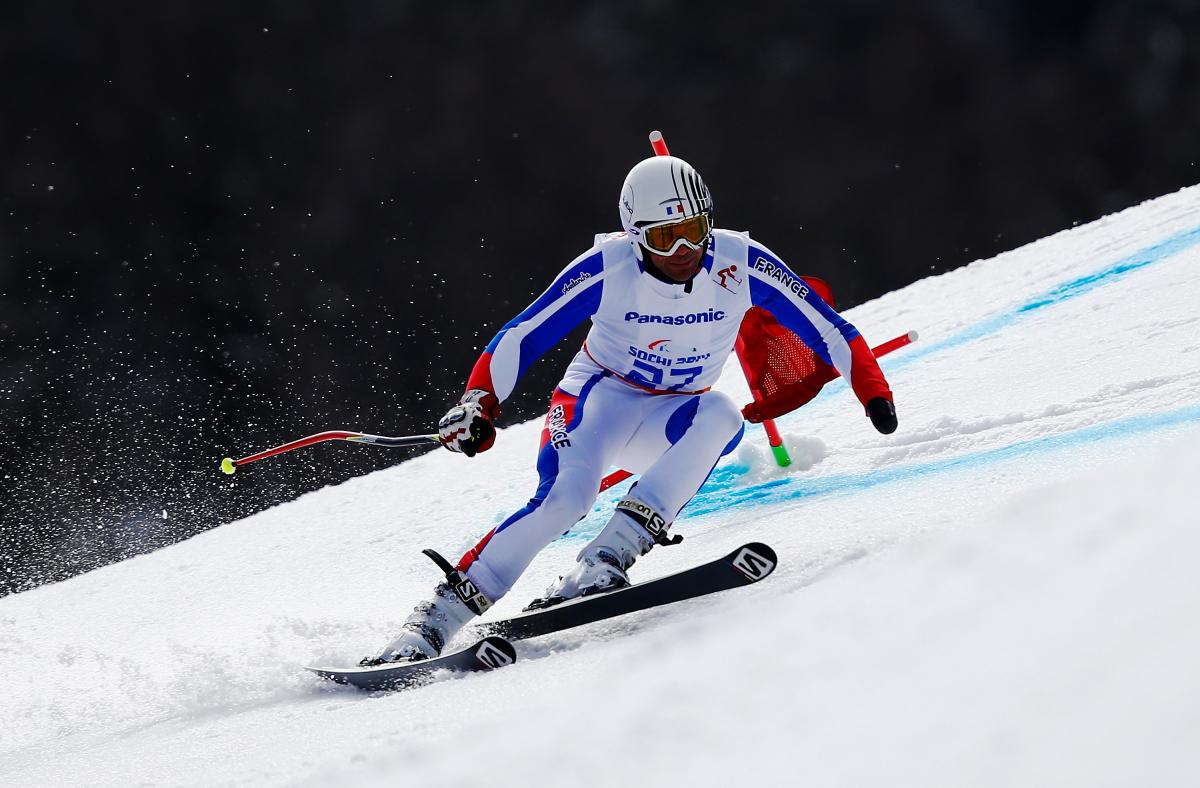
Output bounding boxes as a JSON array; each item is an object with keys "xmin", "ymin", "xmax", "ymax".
[
  {"xmin": 363, "ymin": 581, "xmax": 477, "ymax": 665},
  {"xmin": 527, "ymin": 496, "xmax": 679, "ymax": 610},
  {"xmin": 362, "ymin": 548, "xmax": 496, "ymax": 665}
]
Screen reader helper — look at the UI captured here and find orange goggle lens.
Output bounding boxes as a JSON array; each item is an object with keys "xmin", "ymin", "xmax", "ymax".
[{"xmin": 641, "ymin": 214, "xmax": 711, "ymax": 254}]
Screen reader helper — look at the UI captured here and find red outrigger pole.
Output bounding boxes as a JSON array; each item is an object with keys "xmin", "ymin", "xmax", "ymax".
[{"xmin": 220, "ymin": 431, "xmax": 438, "ymax": 474}]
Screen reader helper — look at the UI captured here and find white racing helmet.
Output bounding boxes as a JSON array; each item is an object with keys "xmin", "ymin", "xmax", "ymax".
[{"xmin": 619, "ymin": 155, "xmax": 713, "ymax": 260}]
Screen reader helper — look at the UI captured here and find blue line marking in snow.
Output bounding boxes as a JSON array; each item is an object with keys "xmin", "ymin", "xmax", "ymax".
[
  {"xmin": 683, "ymin": 404, "xmax": 1200, "ymax": 519},
  {"xmin": 557, "ymin": 404, "xmax": 1200, "ymax": 542},
  {"xmin": 1019, "ymin": 225, "xmax": 1200, "ymax": 313},
  {"xmin": 892, "ymin": 224, "xmax": 1200, "ymax": 368}
]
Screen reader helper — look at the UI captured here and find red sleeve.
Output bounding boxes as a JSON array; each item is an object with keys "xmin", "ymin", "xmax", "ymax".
[
  {"xmin": 846, "ymin": 335, "xmax": 892, "ymax": 408},
  {"xmin": 466, "ymin": 351, "xmax": 497, "ymax": 399}
]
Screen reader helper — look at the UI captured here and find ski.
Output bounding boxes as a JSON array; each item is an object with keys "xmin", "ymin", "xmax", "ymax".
[
  {"xmin": 307, "ymin": 635, "xmax": 516, "ymax": 692},
  {"xmin": 472, "ymin": 542, "xmax": 777, "ymax": 641}
]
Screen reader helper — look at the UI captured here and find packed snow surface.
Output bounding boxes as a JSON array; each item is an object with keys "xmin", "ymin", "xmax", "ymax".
[{"xmin": 4, "ymin": 187, "xmax": 1200, "ymax": 787}]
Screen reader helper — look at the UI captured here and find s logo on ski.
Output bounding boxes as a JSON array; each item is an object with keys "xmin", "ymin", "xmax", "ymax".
[
  {"xmin": 731, "ymin": 546, "xmax": 775, "ymax": 580},
  {"xmin": 474, "ymin": 640, "xmax": 515, "ymax": 669}
]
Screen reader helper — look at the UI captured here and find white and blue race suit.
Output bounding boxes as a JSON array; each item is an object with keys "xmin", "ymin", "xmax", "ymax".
[{"xmin": 455, "ymin": 229, "xmax": 892, "ymax": 601}]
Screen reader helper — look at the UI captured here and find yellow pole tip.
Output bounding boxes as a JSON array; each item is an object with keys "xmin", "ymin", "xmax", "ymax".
[{"xmin": 220, "ymin": 457, "xmax": 237, "ymax": 475}]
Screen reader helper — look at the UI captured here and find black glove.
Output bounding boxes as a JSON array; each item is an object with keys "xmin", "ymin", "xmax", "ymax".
[
  {"xmin": 438, "ymin": 389, "xmax": 499, "ymax": 457},
  {"xmin": 866, "ymin": 397, "xmax": 897, "ymax": 435}
]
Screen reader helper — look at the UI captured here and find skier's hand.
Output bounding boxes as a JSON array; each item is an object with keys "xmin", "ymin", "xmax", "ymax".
[
  {"xmin": 866, "ymin": 397, "xmax": 897, "ymax": 434},
  {"xmin": 439, "ymin": 389, "xmax": 500, "ymax": 456}
]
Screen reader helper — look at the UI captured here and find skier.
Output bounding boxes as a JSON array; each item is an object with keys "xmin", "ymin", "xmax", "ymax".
[{"xmin": 366, "ymin": 154, "xmax": 898, "ymax": 664}]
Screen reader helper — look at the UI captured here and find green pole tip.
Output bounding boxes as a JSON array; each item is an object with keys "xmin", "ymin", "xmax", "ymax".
[
  {"xmin": 770, "ymin": 443, "xmax": 792, "ymax": 468},
  {"xmin": 220, "ymin": 457, "xmax": 237, "ymax": 475}
]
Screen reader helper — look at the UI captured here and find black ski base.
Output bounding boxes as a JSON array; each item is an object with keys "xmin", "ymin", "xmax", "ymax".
[
  {"xmin": 472, "ymin": 542, "xmax": 777, "ymax": 641},
  {"xmin": 307, "ymin": 635, "xmax": 516, "ymax": 692}
]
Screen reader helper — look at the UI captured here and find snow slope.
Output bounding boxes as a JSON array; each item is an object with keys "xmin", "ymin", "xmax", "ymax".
[{"xmin": 3, "ymin": 187, "xmax": 1200, "ymax": 787}]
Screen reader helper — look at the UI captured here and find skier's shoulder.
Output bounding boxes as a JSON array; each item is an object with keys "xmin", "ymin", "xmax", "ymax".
[
  {"xmin": 711, "ymin": 227, "xmax": 776, "ymax": 274},
  {"xmin": 592, "ymin": 230, "xmax": 632, "ymax": 250},
  {"xmin": 717, "ymin": 230, "xmax": 812, "ymax": 298},
  {"xmin": 591, "ymin": 231, "xmax": 638, "ymax": 260},
  {"xmin": 713, "ymin": 228, "xmax": 780, "ymax": 262},
  {"xmin": 711, "ymin": 227, "xmax": 764, "ymax": 261},
  {"xmin": 544, "ymin": 233, "xmax": 633, "ymax": 299},
  {"xmin": 557, "ymin": 236, "xmax": 615, "ymax": 279},
  {"xmin": 713, "ymin": 227, "xmax": 751, "ymax": 245},
  {"xmin": 723, "ymin": 231, "xmax": 794, "ymax": 277},
  {"xmin": 587, "ymin": 231, "xmax": 642, "ymax": 272}
]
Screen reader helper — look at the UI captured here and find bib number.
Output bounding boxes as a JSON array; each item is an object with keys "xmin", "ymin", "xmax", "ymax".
[{"xmin": 628, "ymin": 361, "xmax": 704, "ymax": 391}]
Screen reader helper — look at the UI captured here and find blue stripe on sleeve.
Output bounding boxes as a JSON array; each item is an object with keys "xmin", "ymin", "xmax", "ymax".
[
  {"xmin": 484, "ymin": 250, "xmax": 605, "ymax": 353},
  {"xmin": 748, "ymin": 277, "xmax": 834, "ymax": 365},
  {"xmin": 746, "ymin": 244, "xmax": 860, "ymax": 366},
  {"xmin": 513, "ymin": 281, "xmax": 603, "ymax": 380}
]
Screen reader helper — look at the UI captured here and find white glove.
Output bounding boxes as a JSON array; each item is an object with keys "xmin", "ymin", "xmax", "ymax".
[{"xmin": 438, "ymin": 389, "xmax": 499, "ymax": 457}]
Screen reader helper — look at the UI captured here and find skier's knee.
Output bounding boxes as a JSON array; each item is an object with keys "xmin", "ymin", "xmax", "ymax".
[
  {"xmin": 701, "ymin": 391, "xmax": 745, "ymax": 437},
  {"xmin": 539, "ymin": 474, "xmax": 597, "ymax": 525}
]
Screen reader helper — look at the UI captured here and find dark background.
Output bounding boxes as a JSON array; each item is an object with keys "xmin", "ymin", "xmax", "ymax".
[{"xmin": 2, "ymin": 0, "xmax": 1197, "ymax": 596}]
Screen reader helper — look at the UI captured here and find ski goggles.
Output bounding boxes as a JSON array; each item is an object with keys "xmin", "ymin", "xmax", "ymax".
[{"xmin": 639, "ymin": 214, "xmax": 711, "ymax": 256}]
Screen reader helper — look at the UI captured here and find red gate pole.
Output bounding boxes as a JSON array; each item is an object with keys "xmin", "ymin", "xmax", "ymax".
[{"xmin": 649, "ymin": 130, "xmax": 791, "ymax": 467}]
